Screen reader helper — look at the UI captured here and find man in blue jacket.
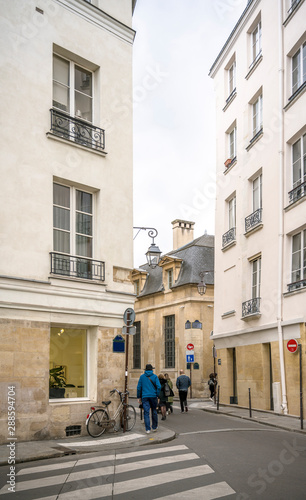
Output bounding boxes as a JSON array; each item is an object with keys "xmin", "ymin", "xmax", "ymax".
[
  {"xmin": 176, "ymin": 369, "xmax": 191, "ymax": 413},
  {"xmin": 137, "ymin": 364, "xmax": 161, "ymax": 434}
]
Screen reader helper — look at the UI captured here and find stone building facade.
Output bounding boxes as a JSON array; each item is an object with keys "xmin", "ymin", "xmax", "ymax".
[
  {"xmin": 0, "ymin": 0, "xmax": 136, "ymax": 442},
  {"xmin": 209, "ymin": 0, "xmax": 306, "ymax": 415},
  {"xmin": 130, "ymin": 221, "xmax": 215, "ymax": 399}
]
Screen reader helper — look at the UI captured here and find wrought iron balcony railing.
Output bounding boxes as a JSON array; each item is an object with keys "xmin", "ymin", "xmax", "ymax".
[
  {"xmin": 242, "ymin": 297, "xmax": 260, "ymax": 318},
  {"xmin": 288, "ymin": 180, "xmax": 306, "ymax": 205},
  {"xmin": 245, "ymin": 208, "xmax": 262, "ymax": 233},
  {"xmin": 50, "ymin": 108, "xmax": 105, "ymax": 152},
  {"xmin": 50, "ymin": 252, "xmax": 105, "ymax": 282},
  {"xmin": 287, "ymin": 279, "xmax": 306, "ymax": 293},
  {"xmin": 222, "ymin": 227, "xmax": 236, "ymax": 248}
]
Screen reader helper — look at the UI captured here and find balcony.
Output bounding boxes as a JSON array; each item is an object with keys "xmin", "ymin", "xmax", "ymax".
[
  {"xmin": 245, "ymin": 208, "xmax": 262, "ymax": 234},
  {"xmin": 242, "ymin": 298, "xmax": 261, "ymax": 319},
  {"xmin": 287, "ymin": 279, "xmax": 306, "ymax": 293},
  {"xmin": 288, "ymin": 180, "xmax": 306, "ymax": 205},
  {"xmin": 49, "ymin": 109, "xmax": 105, "ymax": 152},
  {"xmin": 222, "ymin": 227, "xmax": 236, "ymax": 249},
  {"xmin": 50, "ymin": 252, "xmax": 105, "ymax": 282}
]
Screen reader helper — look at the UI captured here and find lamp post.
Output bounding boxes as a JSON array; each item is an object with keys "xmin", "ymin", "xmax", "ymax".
[
  {"xmin": 133, "ymin": 227, "xmax": 162, "ymax": 268},
  {"xmin": 197, "ymin": 271, "xmax": 213, "ymax": 295}
]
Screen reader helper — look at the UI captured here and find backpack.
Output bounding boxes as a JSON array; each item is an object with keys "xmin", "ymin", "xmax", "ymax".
[
  {"xmin": 164, "ymin": 381, "xmax": 171, "ymax": 397},
  {"xmin": 208, "ymin": 379, "xmax": 214, "ymax": 387}
]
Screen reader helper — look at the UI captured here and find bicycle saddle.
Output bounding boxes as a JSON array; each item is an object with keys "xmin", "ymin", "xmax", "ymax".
[{"xmin": 102, "ymin": 400, "xmax": 112, "ymax": 406}]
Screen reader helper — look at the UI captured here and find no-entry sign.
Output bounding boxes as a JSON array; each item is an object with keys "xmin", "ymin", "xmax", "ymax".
[
  {"xmin": 187, "ymin": 343, "xmax": 194, "ymax": 351},
  {"xmin": 287, "ymin": 339, "xmax": 298, "ymax": 353}
]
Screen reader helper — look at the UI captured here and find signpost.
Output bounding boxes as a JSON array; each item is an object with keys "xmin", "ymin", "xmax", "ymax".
[
  {"xmin": 186, "ymin": 344, "xmax": 194, "ymax": 398},
  {"xmin": 287, "ymin": 339, "xmax": 303, "ymax": 430},
  {"xmin": 122, "ymin": 307, "xmax": 135, "ymax": 432}
]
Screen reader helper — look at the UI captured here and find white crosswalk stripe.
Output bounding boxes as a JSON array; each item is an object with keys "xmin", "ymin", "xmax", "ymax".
[{"xmin": 0, "ymin": 444, "xmax": 235, "ymax": 499}]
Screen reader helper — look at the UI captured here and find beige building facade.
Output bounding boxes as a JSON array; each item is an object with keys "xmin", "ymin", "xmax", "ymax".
[
  {"xmin": 130, "ymin": 221, "xmax": 215, "ymax": 399},
  {"xmin": 0, "ymin": 0, "xmax": 136, "ymax": 442},
  {"xmin": 210, "ymin": 0, "xmax": 306, "ymax": 414}
]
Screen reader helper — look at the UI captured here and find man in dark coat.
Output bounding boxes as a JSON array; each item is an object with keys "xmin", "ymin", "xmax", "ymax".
[
  {"xmin": 176, "ymin": 369, "xmax": 191, "ymax": 412},
  {"xmin": 137, "ymin": 364, "xmax": 161, "ymax": 433}
]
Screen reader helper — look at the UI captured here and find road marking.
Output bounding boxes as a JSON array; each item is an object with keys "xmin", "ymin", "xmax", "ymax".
[
  {"xmin": 180, "ymin": 427, "xmax": 280, "ymax": 435},
  {"xmin": 61, "ymin": 432, "xmax": 143, "ymax": 447},
  {"xmin": 154, "ymin": 481, "xmax": 235, "ymax": 499}
]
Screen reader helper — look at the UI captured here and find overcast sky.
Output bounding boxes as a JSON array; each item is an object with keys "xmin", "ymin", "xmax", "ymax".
[{"xmin": 132, "ymin": 0, "xmax": 246, "ymax": 267}]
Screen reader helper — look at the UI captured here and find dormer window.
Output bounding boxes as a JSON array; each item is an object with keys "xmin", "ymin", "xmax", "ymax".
[{"xmin": 167, "ymin": 269, "xmax": 173, "ymax": 289}]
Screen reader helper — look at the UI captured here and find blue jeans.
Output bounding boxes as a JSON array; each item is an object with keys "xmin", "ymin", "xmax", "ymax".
[{"xmin": 142, "ymin": 397, "xmax": 158, "ymax": 431}]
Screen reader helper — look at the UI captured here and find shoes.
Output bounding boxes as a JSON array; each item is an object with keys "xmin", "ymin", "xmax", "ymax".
[
  {"xmin": 161, "ymin": 416, "xmax": 166, "ymax": 420},
  {"xmin": 146, "ymin": 430, "xmax": 151, "ymax": 434},
  {"xmin": 185, "ymin": 406, "xmax": 188, "ymax": 412},
  {"xmin": 181, "ymin": 410, "xmax": 184, "ymax": 413},
  {"xmin": 152, "ymin": 427, "xmax": 158, "ymax": 432}
]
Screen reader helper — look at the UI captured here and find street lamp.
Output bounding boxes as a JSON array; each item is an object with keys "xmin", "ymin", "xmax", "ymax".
[
  {"xmin": 197, "ymin": 271, "xmax": 213, "ymax": 295},
  {"xmin": 133, "ymin": 227, "xmax": 162, "ymax": 268}
]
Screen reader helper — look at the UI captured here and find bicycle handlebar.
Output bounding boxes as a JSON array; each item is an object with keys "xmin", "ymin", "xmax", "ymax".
[{"xmin": 109, "ymin": 388, "xmax": 129, "ymax": 397}]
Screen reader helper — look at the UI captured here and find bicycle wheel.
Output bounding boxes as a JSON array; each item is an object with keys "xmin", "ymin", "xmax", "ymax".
[
  {"xmin": 87, "ymin": 409, "xmax": 109, "ymax": 437},
  {"xmin": 125, "ymin": 404, "xmax": 136, "ymax": 431}
]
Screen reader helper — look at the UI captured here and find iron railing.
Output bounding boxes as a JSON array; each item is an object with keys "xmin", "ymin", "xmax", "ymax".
[
  {"xmin": 245, "ymin": 208, "xmax": 262, "ymax": 233},
  {"xmin": 222, "ymin": 227, "xmax": 236, "ymax": 248},
  {"xmin": 287, "ymin": 279, "xmax": 306, "ymax": 293},
  {"xmin": 288, "ymin": 0, "xmax": 301, "ymax": 14},
  {"xmin": 242, "ymin": 298, "xmax": 260, "ymax": 317},
  {"xmin": 288, "ymin": 180, "xmax": 306, "ymax": 204},
  {"xmin": 50, "ymin": 108, "xmax": 105, "ymax": 152},
  {"xmin": 50, "ymin": 252, "xmax": 105, "ymax": 282}
]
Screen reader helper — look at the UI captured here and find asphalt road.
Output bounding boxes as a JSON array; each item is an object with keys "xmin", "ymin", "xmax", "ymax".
[{"xmin": 0, "ymin": 404, "xmax": 305, "ymax": 499}]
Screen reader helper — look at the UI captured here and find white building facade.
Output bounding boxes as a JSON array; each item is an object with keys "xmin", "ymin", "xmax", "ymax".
[
  {"xmin": 210, "ymin": 0, "xmax": 305, "ymax": 415},
  {"xmin": 0, "ymin": 0, "xmax": 136, "ymax": 441}
]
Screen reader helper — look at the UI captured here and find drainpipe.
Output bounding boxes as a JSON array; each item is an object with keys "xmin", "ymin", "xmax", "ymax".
[{"xmin": 277, "ymin": 0, "xmax": 288, "ymax": 415}]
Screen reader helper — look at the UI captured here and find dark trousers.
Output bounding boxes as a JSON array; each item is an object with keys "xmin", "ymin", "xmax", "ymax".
[{"xmin": 179, "ymin": 390, "xmax": 188, "ymax": 412}]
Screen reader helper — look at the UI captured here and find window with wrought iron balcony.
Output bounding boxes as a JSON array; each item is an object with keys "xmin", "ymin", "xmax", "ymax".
[
  {"xmin": 242, "ymin": 257, "xmax": 261, "ymax": 319},
  {"xmin": 287, "ymin": 230, "xmax": 306, "ymax": 293},
  {"xmin": 245, "ymin": 174, "xmax": 263, "ymax": 235},
  {"xmin": 50, "ymin": 54, "xmax": 105, "ymax": 153},
  {"xmin": 222, "ymin": 195, "xmax": 236, "ymax": 250},
  {"xmin": 288, "ymin": 133, "xmax": 306, "ymax": 206}
]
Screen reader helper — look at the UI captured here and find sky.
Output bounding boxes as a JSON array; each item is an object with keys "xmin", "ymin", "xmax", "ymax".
[{"xmin": 132, "ymin": 0, "xmax": 247, "ymax": 268}]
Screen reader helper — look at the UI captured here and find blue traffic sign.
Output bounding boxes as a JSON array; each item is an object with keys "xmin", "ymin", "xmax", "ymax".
[{"xmin": 186, "ymin": 354, "xmax": 194, "ymax": 363}]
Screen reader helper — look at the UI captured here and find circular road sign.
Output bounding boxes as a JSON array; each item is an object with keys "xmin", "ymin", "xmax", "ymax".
[
  {"xmin": 287, "ymin": 339, "xmax": 298, "ymax": 353},
  {"xmin": 187, "ymin": 343, "xmax": 194, "ymax": 351},
  {"xmin": 123, "ymin": 308, "xmax": 135, "ymax": 325}
]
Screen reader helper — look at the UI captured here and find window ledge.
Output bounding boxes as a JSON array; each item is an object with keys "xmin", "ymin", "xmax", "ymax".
[
  {"xmin": 284, "ymin": 192, "xmax": 306, "ymax": 211},
  {"xmin": 49, "ymin": 274, "xmax": 107, "ymax": 286},
  {"xmin": 283, "ymin": 0, "xmax": 305, "ymax": 26},
  {"xmin": 284, "ymin": 81, "xmax": 306, "ymax": 111},
  {"xmin": 241, "ymin": 312, "xmax": 261, "ymax": 321},
  {"xmin": 244, "ymin": 223, "xmax": 263, "ymax": 237},
  {"xmin": 284, "ymin": 285, "xmax": 306, "ymax": 297},
  {"xmin": 246, "ymin": 129, "xmax": 263, "ymax": 151},
  {"xmin": 223, "ymin": 89, "xmax": 237, "ymax": 111},
  {"xmin": 46, "ymin": 132, "xmax": 108, "ymax": 156},
  {"xmin": 224, "ymin": 158, "xmax": 237, "ymax": 174},
  {"xmin": 245, "ymin": 53, "xmax": 263, "ymax": 80},
  {"xmin": 222, "ymin": 240, "xmax": 236, "ymax": 251}
]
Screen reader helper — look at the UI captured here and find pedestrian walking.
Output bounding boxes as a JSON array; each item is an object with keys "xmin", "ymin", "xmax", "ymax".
[
  {"xmin": 164, "ymin": 373, "xmax": 174, "ymax": 414},
  {"xmin": 208, "ymin": 372, "xmax": 217, "ymax": 400},
  {"xmin": 137, "ymin": 364, "xmax": 161, "ymax": 434},
  {"xmin": 176, "ymin": 369, "xmax": 191, "ymax": 413},
  {"xmin": 157, "ymin": 374, "xmax": 168, "ymax": 420}
]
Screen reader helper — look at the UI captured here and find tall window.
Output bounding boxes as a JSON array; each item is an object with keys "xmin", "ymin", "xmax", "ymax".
[
  {"xmin": 251, "ymin": 21, "xmax": 262, "ymax": 64},
  {"xmin": 167, "ymin": 269, "xmax": 173, "ymax": 289},
  {"xmin": 292, "ymin": 134, "xmax": 306, "ymax": 189},
  {"xmin": 252, "ymin": 95, "xmax": 263, "ymax": 136},
  {"xmin": 292, "ymin": 42, "xmax": 306, "ymax": 94},
  {"xmin": 53, "ymin": 183, "xmax": 93, "ymax": 259},
  {"xmin": 253, "ymin": 174, "xmax": 262, "ymax": 211},
  {"xmin": 229, "ymin": 196, "xmax": 236, "ymax": 229},
  {"xmin": 228, "ymin": 62, "xmax": 236, "ymax": 95},
  {"xmin": 252, "ymin": 257, "xmax": 261, "ymax": 299},
  {"xmin": 133, "ymin": 322, "xmax": 141, "ymax": 369},
  {"xmin": 165, "ymin": 315, "xmax": 175, "ymax": 369},
  {"xmin": 50, "ymin": 327, "xmax": 87, "ymax": 399},
  {"xmin": 291, "ymin": 230, "xmax": 306, "ymax": 284},
  {"xmin": 229, "ymin": 127, "xmax": 237, "ymax": 159},
  {"xmin": 53, "ymin": 54, "xmax": 93, "ymax": 122}
]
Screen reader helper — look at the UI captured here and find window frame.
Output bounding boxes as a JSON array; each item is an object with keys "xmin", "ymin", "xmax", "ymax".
[
  {"xmin": 228, "ymin": 196, "xmax": 236, "ymax": 230},
  {"xmin": 292, "ymin": 133, "xmax": 306, "ymax": 189},
  {"xmin": 291, "ymin": 230, "xmax": 306, "ymax": 284},
  {"xmin": 252, "ymin": 257, "xmax": 261, "ymax": 300},
  {"xmin": 167, "ymin": 269, "xmax": 173, "ymax": 289},
  {"xmin": 291, "ymin": 42, "xmax": 306, "ymax": 95},
  {"xmin": 164, "ymin": 315, "xmax": 175, "ymax": 369},
  {"xmin": 251, "ymin": 21, "xmax": 262, "ymax": 65},
  {"xmin": 252, "ymin": 94, "xmax": 263, "ymax": 137},
  {"xmin": 228, "ymin": 61, "xmax": 236, "ymax": 96},
  {"xmin": 229, "ymin": 126, "xmax": 237, "ymax": 160},
  {"xmin": 252, "ymin": 174, "xmax": 262, "ymax": 211}
]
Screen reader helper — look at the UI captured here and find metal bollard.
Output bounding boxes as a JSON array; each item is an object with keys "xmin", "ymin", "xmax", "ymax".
[{"xmin": 248, "ymin": 388, "xmax": 252, "ymax": 418}]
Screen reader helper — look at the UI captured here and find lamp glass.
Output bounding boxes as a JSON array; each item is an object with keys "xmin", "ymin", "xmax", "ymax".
[
  {"xmin": 146, "ymin": 243, "xmax": 161, "ymax": 268},
  {"xmin": 197, "ymin": 281, "xmax": 207, "ymax": 295}
]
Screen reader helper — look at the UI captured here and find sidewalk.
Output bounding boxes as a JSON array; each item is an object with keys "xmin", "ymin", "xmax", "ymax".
[{"xmin": 1, "ymin": 399, "xmax": 305, "ymax": 466}]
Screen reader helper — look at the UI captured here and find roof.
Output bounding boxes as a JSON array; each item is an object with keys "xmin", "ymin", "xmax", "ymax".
[{"xmin": 138, "ymin": 233, "xmax": 214, "ymax": 297}]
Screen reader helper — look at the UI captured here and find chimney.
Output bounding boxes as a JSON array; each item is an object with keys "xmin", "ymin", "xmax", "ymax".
[{"xmin": 172, "ymin": 219, "xmax": 195, "ymax": 250}]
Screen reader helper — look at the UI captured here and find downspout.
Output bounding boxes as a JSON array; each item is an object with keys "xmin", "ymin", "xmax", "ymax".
[{"xmin": 277, "ymin": 0, "xmax": 288, "ymax": 415}]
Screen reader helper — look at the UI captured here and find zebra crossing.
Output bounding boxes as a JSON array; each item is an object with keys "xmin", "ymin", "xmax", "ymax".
[{"xmin": 0, "ymin": 444, "xmax": 235, "ymax": 499}]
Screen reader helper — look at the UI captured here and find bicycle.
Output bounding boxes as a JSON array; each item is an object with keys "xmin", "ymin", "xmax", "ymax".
[{"xmin": 86, "ymin": 389, "xmax": 136, "ymax": 438}]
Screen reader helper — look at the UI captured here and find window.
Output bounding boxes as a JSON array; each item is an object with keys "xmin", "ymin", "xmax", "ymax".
[
  {"xmin": 50, "ymin": 327, "xmax": 87, "ymax": 399},
  {"xmin": 134, "ymin": 280, "xmax": 140, "ymax": 296},
  {"xmin": 292, "ymin": 42, "xmax": 306, "ymax": 94},
  {"xmin": 133, "ymin": 322, "xmax": 141, "ymax": 369},
  {"xmin": 229, "ymin": 196, "xmax": 236, "ymax": 229},
  {"xmin": 228, "ymin": 62, "xmax": 236, "ymax": 95},
  {"xmin": 167, "ymin": 269, "xmax": 173, "ymax": 289},
  {"xmin": 253, "ymin": 174, "xmax": 262, "ymax": 211},
  {"xmin": 229, "ymin": 127, "xmax": 237, "ymax": 160},
  {"xmin": 53, "ymin": 55, "xmax": 93, "ymax": 122},
  {"xmin": 291, "ymin": 230, "xmax": 306, "ymax": 286},
  {"xmin": 252, "ymin": 257, "xmax": 261, "ymax": 299},
  {"xmin": 165, "ymin": 315, "xmax": 175, "ymax": 369},
  {"xmin": 251, "ymin": 21, "xmax": 262, "ymax": 65},
  {"xmin": 252, "ymin": 95, "xmax": 263, "ymax": 136}
]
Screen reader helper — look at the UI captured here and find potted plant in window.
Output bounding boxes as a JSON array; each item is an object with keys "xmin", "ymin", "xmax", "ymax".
[{"xmin": 49, "ymin": 366, "xmax": 66, "ymax": 398}]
